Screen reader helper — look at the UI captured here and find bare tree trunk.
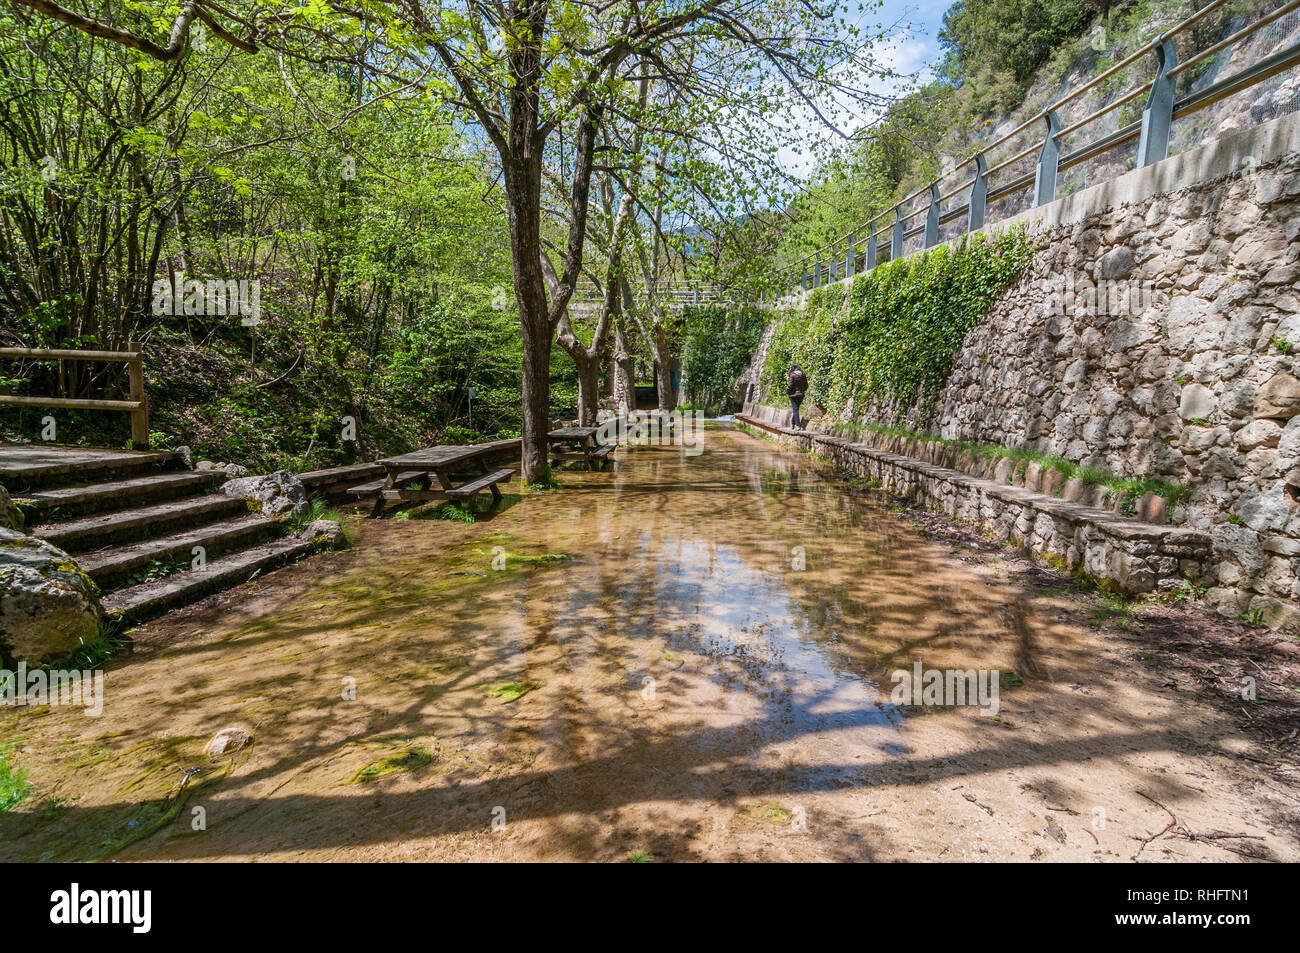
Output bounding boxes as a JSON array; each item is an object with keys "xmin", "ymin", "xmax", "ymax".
[
  {"xmin": 613, "ymin": 319, "xmax": 636, "ymax": 416},
  {"xmin": 504, "ymin": 152, "xmax": 554, "ymax": 484},
  {"xmin": 574, "ymin": 351, "xmax": 600, "ymax": 426},
  {"xmin": 652, "ymin": 329, "xmax": 679, "ymax": 413}
]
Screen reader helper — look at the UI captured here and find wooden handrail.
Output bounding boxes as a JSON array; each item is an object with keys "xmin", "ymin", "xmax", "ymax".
[{"xmin": 0, "ymin": 346, "xmax": 150, "ymax": 450}]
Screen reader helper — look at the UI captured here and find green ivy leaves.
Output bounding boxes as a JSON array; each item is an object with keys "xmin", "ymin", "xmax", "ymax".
[{"xmin": 762, "ymin": 227, "xmax": 1031, "ymax": 416}]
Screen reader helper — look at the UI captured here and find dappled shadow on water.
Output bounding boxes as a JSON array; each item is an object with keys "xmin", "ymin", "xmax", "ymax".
[{"xmin": 0, "ymin": 426, "xmax": 1286, "ymax": 862}]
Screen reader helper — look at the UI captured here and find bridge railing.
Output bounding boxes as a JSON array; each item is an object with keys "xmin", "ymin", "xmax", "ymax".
[
  {"xmin": 776, "ymin": 0, "xmax": 1300, "ymax": 300},
  {"xmin": 0, "ymin": 347, "xmax": 150, "ymax": 450},
  {"xmin": 568, "ymin": 281, "xmax": 725, "ymax": 310}
]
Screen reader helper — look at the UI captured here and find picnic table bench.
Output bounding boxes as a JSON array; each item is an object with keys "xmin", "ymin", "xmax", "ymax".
[
  {"xmin": 548, "ymin": 426, "xmax": 613, "ymax": 470},
  {"xmin": 347, "ymin": 438, "xmax": 519, "ymax": 516}
]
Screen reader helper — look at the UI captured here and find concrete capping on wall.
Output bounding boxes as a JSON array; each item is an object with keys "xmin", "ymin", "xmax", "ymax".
[{"xmin": 737, "ymin": 404, "xmax": 1212, "ymax": 596}]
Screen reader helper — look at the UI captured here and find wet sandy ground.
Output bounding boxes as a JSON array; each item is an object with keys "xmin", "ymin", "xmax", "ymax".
[{"xmin": 2, "ymin": 425, "xmax": 1298, "ymax": 862}]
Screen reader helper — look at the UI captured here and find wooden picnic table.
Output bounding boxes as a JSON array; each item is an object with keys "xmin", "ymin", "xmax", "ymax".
[
  {"xmin": 548, "ymin": 426, "xmax": 614, "ymax": 470},
  {"xmin": 349, "ymin": 438, "xmax": 519, "ymax": 516}
]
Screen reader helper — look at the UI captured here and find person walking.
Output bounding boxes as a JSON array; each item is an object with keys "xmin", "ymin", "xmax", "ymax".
[{"xmin": 787, "ymin": 364, "xmax": 808, "ymax": 428}]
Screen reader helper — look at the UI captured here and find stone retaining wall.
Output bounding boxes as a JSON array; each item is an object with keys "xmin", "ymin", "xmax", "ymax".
[
  {"xmin": 738, "ymin": 407, "xmax": 1213, "ymax": 599},
  {"xmin": 749, "ymin": 110, "xmax": 1300, "ymax": 628}
]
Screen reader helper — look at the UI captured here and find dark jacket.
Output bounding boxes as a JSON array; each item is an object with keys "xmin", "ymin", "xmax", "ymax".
[{"xmin": 787, "ymin": 367, "xmax": 808, "ymax": 398}]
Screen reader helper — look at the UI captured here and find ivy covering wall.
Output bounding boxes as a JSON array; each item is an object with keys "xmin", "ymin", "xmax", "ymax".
[{"xmin": 761, "ymin": 228, "xmax": 1032, "ymax": 416}]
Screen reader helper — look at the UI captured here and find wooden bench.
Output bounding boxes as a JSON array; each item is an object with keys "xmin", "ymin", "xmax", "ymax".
[
  {"xmin": 589, "ymin": 444, "xmax": 615, "ymax": 460},
  {"xmin": 444, "ymin": 468, "xmax": 515, "ymax": 503},
  {"xmin": 346, "ymin": 470, "xmax": 425, "ymax": 498}
]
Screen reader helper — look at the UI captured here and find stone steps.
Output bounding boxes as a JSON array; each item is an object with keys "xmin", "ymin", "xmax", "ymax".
[
  {"xmin": 0, "ymin": 445, "xmax": 182, "ymax": 492},
  {"xmin": 36, "ymin": 493, "xmax": 249, "ymax": 554},
  {"xmin": 76, "ymin": 513, "xmax": 279, "ymax": 590},
  {"xmin": 100, "ymin": 534, "xmax": 322, "ymax": 624},
  {"xmin": 1, "ymin": 443, "xmax": 357, "ymax": 642},
  {"xmin": 20, "ymin": 470, "xmax": 227, "ymax": 523}
]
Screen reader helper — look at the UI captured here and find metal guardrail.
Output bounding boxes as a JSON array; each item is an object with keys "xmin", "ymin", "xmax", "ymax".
[
  {"xmin": 0, "ymin": 347, "xmax": 150, "ymax": 450},
  {"xmin": 775, "ymin": 0, "xmax": 1300, "ymax": 299}
]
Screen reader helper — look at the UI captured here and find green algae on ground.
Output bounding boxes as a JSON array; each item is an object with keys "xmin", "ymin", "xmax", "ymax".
[
  {"xmin": 483, "ymin": 681, "xmax": 536, "ymax": 703},
  {"xmin": 742, "ymin": 803, "xmax": 793, "ymax": 824},
  {"xmin": 353, "ymin": 747, "xmax": 433, "ymax": 782},
  {"xmin": 93, "ymin": 761, "xmax": 232, "ymax": 862}
]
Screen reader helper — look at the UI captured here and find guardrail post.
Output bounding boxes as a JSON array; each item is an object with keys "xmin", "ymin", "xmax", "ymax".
[
  {"xmin": 891, "ymin": 207, "xmax": 904, "ymax": 260},
  {"xmin": 127, "ymin": 342, "xmax": 149, "ymax": 450},
  {"xmin": 828, "ymin": 244, "xmax": 837, "ymax": 283},
  {"xmin": 923, "ymin": 182, "xmax": 940, "ymax": 248},
  {"xmin": 1034, "ymin": 110, "xmax": 1062, "ymax": 206},
  {"xmin": 968, "ymin": 153, "xmax": 988, "ymax": 232},
  {"xmin": 1138, "ymin": 37, "xmax": 1178, "ymax": 167},
  {"xmin": 845, "ymin": 234, "xmax": 855, "ymax": 279},
  {"xmin": 801, "ymin": 267, "xmax": 808, "ymax": 292},
  {"xmin": 813, "ymin": 262, "xmax": 822, "ymax": 288},
  {"xmin": 866, "ymin": 232, "xmax": 877, "ymax": 270}
]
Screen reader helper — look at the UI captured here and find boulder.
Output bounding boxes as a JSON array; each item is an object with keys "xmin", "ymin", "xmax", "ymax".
[
  {"xmin": 203, "ymin": 726, "xmax": 253, "ymax": 756},
  {"xmin": 0, "ymin": 528, "xmax": 103, "ymax": 664},
  {"xmin": 0, "ymin": 483, "xmax": 21, "ymax": 532},
  {"xmin": 173, "ymin": 445, "xmax": 194, "ymax": 469},
  {"xmin": 198, "ymin": 460, "xmax": 251, "ymax": 478},
  {"xmin": 220, "ymin": 470, "xmax": 308, "ymax": 520},
  {"xmin": 299, "ymin": 519, "xmax": 346, "ymax": 549}
]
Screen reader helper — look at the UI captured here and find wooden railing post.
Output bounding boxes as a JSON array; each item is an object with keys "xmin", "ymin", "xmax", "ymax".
[{"xmin": 127, "ymin": 343, "xmax": 148, "ymax": 450}]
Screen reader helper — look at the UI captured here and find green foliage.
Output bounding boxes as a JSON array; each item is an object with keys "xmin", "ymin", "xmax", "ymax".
[
  {"xmin": 0, "ymin": 17, "xmax": 548, "ymax": 469},
  {"xmin": 435, "ymin": 503, "xmax": 477, "ymax": 524},
  {"xmin": 0, "ymin": 743, "xmax": 30, "ymax": 813},
  {"xmin": 681, "ymin": 304, "xmax": 767, "ymax": 413},
  {"xmin": 763, "ymin": 228, "xmax": 1033, "ymax": 414},
  {"xmin": 939, "ymin": 0, "xmax": 1096, "ymax": 113}
]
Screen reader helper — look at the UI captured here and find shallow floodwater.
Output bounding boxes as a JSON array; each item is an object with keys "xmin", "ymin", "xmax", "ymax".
[{"xmin": 3, "ymin": 424, "xmax": 1295, "ymax": 862}]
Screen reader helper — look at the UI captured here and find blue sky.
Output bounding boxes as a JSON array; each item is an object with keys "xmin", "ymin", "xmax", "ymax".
[
  {"xmin": 773, "ymin": 1, "xmax": 954, "ymax": 175},
  {"xmin": 872, "ymin": 0, "xmax": 951, "ymax": 77}
]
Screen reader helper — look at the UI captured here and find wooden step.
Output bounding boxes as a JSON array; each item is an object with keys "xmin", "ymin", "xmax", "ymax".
[
  {"xmin": 76, "ymin": 514, "xmax": 279, "ymax": 590},
  {"xmin": 20, "ymin": 470, "xmax": 226, "ymax": 523},
  {"xmin": 445, "ymin": 468, "xmax": 515, "ymax": 498},
  {"xmin": 100, "ymin": 535, "xmax": 322, "ymax": 624},
  {"xmin": 35, "ymin": 493, "xmax": 248, "ymax": 554}
]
